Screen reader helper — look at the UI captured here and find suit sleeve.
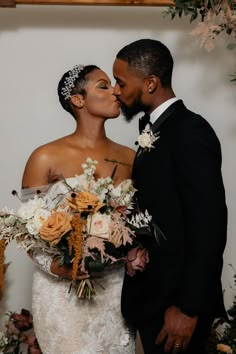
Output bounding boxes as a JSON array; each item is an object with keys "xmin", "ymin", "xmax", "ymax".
[{"xmin": 173, "ymin": 116, "xmax": 227, "ymax": 315}]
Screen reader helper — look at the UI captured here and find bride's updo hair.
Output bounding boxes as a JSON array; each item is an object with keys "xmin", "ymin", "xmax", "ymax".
[{"xmin": 57, "ymin": 64, "xmax": 99, "ymax": 119}]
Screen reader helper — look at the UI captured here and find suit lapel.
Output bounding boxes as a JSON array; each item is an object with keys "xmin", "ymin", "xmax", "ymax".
[
  {"xmin": 151, "ymin": 99, "xmax": 184, "ymax": 133},
  {"xmin": 134, "ymin": 100, "xmax": 185, "ymax": 159}
]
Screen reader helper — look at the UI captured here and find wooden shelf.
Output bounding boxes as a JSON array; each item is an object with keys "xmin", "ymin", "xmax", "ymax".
[{"xmin": 0, "ymin": 0, "xmax": 174, "ymax": 7}]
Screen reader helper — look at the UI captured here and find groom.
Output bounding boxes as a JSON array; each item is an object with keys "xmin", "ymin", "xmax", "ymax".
[{"xmin": 113, "ymin": 39, "xmax": 228, "ymax": 354}]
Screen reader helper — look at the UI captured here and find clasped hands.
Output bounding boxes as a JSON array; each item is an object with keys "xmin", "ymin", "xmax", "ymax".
[{"xmin": 126, "ymin": 246, "xmax": 149, "ymax": 277}]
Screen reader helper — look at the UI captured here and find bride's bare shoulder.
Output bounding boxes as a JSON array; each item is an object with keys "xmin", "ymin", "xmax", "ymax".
[
  {"xmin": 22, "ymin": 136, "xmax": 72, "ymax": 188},
  {"xmin": 26, "ymin": 136, "xmax": 71, "ymax": 162}
]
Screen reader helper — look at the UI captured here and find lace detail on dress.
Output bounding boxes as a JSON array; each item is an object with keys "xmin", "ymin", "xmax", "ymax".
[
  {"xmin": 32, "ymin": 249, "xmax": 58, "ymax": 278},
  {"xmin": 32, "ymin": 265, "xmax": 136, "ymax": 354},
  {"xmin": 24, "ymin": 177, "xmax": 136, "ymax": 353}
]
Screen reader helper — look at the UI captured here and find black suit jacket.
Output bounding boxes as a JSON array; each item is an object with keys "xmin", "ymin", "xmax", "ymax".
[{"xmin": 121, "ymin": 100, "xmax": 227, "ymax": 324}]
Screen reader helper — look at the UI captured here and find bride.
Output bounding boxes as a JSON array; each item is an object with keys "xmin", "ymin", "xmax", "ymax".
[{"xmin": 21, "ymin": 64, "xmax": 136, "ymax": 354}]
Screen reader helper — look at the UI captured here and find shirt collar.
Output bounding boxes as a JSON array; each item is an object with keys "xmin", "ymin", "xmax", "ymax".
[{"xmin": 150, "ymin": 97, "xmax": 180, "ymax": 125}]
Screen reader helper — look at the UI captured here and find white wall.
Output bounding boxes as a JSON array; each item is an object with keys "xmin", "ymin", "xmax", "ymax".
[{"xmin": 0, "ymin": 3, "xmax": 235, "ymax": 328}]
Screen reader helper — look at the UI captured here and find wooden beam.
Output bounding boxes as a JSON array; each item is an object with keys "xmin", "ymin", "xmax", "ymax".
[
  {"xmin": 15, "ymin": 0, "xmax": 174, "ymax": 6},
  {"xmin": 0, "ymin": 0, "xmax": 15, "ymax": 7}
]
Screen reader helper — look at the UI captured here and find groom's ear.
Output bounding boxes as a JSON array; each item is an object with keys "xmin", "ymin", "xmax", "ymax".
[
  {"xmin": 146, "ymin": 75, "xmax": 159, "ymax": 94},
  {"xmin": 70, "ymin": 94, "xmax": 84, "ymax": 109}
]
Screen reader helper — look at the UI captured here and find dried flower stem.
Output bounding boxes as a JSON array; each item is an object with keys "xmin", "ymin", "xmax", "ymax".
[
  {"xmin": 0, "ymin": 239, "xmax": 6, "ymax": 300},
  {"xmin": 70, "ymin": 214, "xmax": 84, "ymax": 281}
]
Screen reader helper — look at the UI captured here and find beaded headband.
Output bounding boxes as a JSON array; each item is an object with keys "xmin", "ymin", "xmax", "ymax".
[{"xmin": 61, "ymin": 64, "xmax": 85, "ymax": 100}]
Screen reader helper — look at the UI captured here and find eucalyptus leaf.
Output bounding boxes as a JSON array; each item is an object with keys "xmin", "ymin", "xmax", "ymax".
[{"xmin": 227, "ymin": 43, "xmax": 236, "ymax": 50}]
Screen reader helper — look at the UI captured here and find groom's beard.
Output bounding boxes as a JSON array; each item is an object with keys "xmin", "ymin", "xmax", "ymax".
[{"xmin": 119, "ymin": 91, "xmax": 148, "ymax": 122}]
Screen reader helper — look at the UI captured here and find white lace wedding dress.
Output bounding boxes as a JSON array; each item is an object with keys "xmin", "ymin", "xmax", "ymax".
[{"xmin": 22, "ymin": 178, "xmax": 136, "ymax": 354}]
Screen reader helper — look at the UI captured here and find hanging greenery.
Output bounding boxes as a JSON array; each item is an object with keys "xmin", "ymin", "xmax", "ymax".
[{"xmin": 164, "ymin": 0, "xmax": 236, "ymax": 83}]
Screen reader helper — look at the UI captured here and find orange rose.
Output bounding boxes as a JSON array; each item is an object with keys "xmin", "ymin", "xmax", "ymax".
[
  {"xmin": 39, "ymin": 211, "xmax": 72, "ymax": 245},
  {"xmin": 67, "ymin": 191, "xmax": 105, "ymax": 213}
]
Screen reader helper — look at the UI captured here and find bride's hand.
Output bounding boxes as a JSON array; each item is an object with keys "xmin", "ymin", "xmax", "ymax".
[
  {"xmin": 126, "ymin": 246, "xmax": 149, "ymax": 277},
  {"xmin": 51, "ymin": 258, "xmax": 89, "ymax": 280}
]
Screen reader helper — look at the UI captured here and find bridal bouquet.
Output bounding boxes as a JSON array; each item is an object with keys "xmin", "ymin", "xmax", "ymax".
[{"xmin": 0, "ymin": 158, "xmax": 151, "ymax": 300}]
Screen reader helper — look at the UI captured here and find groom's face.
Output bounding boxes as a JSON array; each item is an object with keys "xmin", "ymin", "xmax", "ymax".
[{"xmin": 113, "ymin": 58, "xmax": 148, "ymax": 122}]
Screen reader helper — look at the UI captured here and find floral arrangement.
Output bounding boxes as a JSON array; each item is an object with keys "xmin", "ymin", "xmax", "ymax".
[
  {"xmin": 137, "ymin": 127, "xmax": 160, "ymax": 152},
  {"xmin": 0, "ymin": 158, "xmax": 152, "ymax": 300},
  {"xmin": 0, "ymin": 308, "xmax": 42, "ymax": 354},
  {"xmin": 206, "ymin": 265, "xmax": 236, "ymax": 354},
  {"xmin": 164, "ymin": 0, "xmax": 236, "ymax": 83}
]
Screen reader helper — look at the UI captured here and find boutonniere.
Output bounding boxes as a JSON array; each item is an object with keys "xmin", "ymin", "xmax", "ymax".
[{"xmin": 136, "ymin": 127, "xmax": 160, "ymax": 152}]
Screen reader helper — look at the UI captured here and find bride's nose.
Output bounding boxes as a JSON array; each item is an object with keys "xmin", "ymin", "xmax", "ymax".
[{"xmin": 110, "ymin": 86, "xmax": 116, "ymax": 96}]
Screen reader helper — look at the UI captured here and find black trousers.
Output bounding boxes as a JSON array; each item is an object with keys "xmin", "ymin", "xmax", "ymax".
[{"xmin": 137, "ymin": 314, "xmax": 214, "ymax": 354}]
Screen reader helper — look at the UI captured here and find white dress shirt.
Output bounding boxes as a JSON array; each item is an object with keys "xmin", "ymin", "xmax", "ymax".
[{"xmin": 150, "ymin": 97, "xmax": 180, "ymax": 125}]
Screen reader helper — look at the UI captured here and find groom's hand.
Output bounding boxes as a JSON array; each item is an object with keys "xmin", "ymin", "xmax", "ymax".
[
  {"xmin": 155, "ymin": 305, "xmax": 198, "ymax": 353},
  {"xmin": 126, "ymin": 246, "xmax": 149, "ymax": 277}
]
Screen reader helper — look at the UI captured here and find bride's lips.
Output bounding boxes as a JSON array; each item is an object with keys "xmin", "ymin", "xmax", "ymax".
[{"xmin": 114, "ymin": 100, "xmax": 121, "ymax": 107}]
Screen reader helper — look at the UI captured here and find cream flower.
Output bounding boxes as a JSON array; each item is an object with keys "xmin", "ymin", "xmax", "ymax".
[
  {"xmin": 26, "ymin": 208, "xmax": 51, "ymax": 235},
  {"xmin": 17, "ymin": 196, "xmax": 46, "ymax": 220},
  {"xmin": 217, "ymin": 343, "xmax": 233, "ymax": 353},
  {"xmin": 87, "ymin": 213, "xmax": 111, "ymax": 239},
  {"xmin": 138, "ymin": 127, "xmax": 159, "ymax": 151}
]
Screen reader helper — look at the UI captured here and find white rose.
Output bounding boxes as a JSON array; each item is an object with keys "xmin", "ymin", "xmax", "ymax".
[
  {"xmin": 17, "ymin": 196, "xmax": 46, "ymax": 219},
  {"xmin": 87, "ymin": 212, "xmax": 111, "ymax": 239},
  {"xmin": 26, "ymin": 208, "xmax": 51, "ymax": 235},
  {"xmin": 138, "ymin": 132, "xmax": 152, "ymax": 148}
]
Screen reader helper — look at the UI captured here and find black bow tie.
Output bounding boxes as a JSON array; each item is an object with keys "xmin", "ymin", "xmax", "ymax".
[{"xmin": 139, "ymin": 113, "xmax": 152, "ymax": 133}]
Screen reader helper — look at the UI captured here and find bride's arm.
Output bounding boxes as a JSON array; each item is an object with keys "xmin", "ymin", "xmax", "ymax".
[
  {"xmin": 30, "ymin": 249, "xmax": 59, "ymax": 278},
  {"xmin": 28, "ymin": 250, "xmax": 88, "ymax": 280},
  {"xmin": 21, "ymin": 147, "xmax": 88, "ymax": 280}
]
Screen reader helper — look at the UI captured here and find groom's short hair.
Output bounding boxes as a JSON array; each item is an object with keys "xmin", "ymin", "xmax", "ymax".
[{"xmin": 116, "ymin": 38, "xmax": 173, "ymax": 88}]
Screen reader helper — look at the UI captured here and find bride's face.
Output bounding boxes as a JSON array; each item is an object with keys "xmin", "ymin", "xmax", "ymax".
[{"xmin": 82, "ymin": 69, "xmax": 121, "ymax": 119}]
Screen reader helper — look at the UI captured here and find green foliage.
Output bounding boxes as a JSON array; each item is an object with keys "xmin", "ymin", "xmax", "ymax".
[
  {"xmin": 165, "ymin": 0, "xmax": 236, "ymax": 24},
  {"xmin": 163, "ymin": 0, "xmax": 236, "ymax": 87}
]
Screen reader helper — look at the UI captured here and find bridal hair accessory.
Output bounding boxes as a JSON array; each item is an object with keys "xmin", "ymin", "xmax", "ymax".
[{"xmin": 61, "ymin": 64, "xmax": 85, "ymax": 100}]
